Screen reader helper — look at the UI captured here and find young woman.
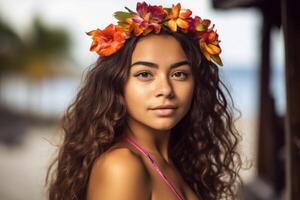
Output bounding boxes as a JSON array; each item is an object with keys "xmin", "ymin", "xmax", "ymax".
[{"xmin": 46, "ymin": 2, "xmax": 242, "ymax": 200}]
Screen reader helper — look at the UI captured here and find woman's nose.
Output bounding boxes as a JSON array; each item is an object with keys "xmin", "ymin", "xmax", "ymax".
[{"xmin": 155, "ymin": 75, "xmax": 175, "ymax": 98}]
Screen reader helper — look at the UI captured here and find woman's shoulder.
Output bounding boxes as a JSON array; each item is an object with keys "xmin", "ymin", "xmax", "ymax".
[
  {"xmin": 93, "ymin": 142, "xmax": 150, "ymax": 179},
  {"xmin": 87, "ymin": 142, "xmax": 151, "ymax": 200}
]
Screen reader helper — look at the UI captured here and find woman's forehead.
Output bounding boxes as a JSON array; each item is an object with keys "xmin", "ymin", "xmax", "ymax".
[{"xmin": 131, "ymin": 34, "xmax": 188, "ymax": 64}]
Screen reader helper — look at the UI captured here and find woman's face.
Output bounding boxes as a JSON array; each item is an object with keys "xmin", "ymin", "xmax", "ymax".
[{"xmin": 124, "ymin": 34, "xmax": 195, "ymax": 131}]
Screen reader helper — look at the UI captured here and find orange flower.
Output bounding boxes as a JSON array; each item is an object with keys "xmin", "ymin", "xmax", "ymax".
[
  {"xmin": 86, "ymin": 24, "xmax": 128, "ymax": 56},
  {"xmin": 166, "ymin": 3, "xmax": 192, "ymax": 32},
  {"xmin": 125, "ymin": 17, "xmax": 147, "ymax": 36},
  {"xmin": 198, "ymin": 28, "xmax": 223, "ymax": 66}
]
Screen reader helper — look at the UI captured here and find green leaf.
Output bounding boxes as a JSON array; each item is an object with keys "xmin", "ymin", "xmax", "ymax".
[
  {"xmin": 117, "ymin": 22, "xmax": 128, "ymax": 28},
  {"xmin": 114, "ymin": 11, "xmax": 131, "ymax": 22},
  {"xmin": 195, "ymin": 24, "xmax": 206, "ymax": 31},
  {"xmin": 211, "ymin": 55, "xmax": 223, "ymax": 66}
]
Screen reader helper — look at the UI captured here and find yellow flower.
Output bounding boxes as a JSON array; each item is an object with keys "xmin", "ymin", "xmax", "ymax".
[{"xmin": 166, "ymin": 3, "xmax": 192, "ymax": 32}]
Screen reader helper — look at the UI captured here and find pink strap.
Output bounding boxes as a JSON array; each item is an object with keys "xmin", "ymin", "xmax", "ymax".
[{"xmin": 123, "ymin": 135, "xmax": 185, "ymax": 200}]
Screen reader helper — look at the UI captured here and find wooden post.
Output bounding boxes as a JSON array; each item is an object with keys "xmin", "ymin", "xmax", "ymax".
[
  {"xmin": 257, "ymin": 8, "xmax": 282, "ymax": 189},
  {"xmin": 281, "ymin": 0, "xmax": 300, "ymax": 199}
]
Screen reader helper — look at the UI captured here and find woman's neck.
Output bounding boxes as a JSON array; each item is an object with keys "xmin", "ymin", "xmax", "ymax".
[{"xmin": 124, "ymin": 118, "xmax": 171, "ymax": 163}]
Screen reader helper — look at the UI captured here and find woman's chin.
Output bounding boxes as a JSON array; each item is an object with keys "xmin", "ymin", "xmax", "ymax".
[{"xmin": 148, "ymin": 119, "xmax": 178, "ymax": 131}]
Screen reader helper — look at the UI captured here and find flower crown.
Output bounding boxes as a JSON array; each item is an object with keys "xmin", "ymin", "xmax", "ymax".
[{"xmin": 87, "ymin": 2, "xmax": 223, "ymax": 66}]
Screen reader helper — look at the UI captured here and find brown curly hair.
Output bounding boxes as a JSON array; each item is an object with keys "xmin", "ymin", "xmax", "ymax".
[{"xmin": 45, "ymin": 28, "xmax": 242, "ymax": 200}]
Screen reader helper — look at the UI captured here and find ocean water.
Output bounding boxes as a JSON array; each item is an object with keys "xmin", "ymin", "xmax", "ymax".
[
  {"xmin": 0, "ymin": 67, "xmax": 286, "ymax": 119},
  {"xmin": 221, "ymin": 67, "xmax": 286, "ymax": 118}
]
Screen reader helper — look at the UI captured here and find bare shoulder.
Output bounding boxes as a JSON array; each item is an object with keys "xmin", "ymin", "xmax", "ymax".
[
  {"xmin": 87, "ymin": 147, "xmax": 151, "ymax": 200},
  {"xmin": 90, "ymin": 147, "xmax": 150, "ymax": 179}
]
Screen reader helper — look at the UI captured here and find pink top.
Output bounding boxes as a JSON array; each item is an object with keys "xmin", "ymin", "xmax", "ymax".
[{"xmin": 123, "ymin": 135, "xmax": 185, "ymax": 200}]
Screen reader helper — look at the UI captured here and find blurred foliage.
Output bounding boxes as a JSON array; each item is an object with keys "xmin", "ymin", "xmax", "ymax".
[
  {"xmin": 0, "ymin": 18, "xmax": 25, "ymax": 72},
  {"xmin": 0, "ymin": 16, "xmax": 72, "ymax": 78}
]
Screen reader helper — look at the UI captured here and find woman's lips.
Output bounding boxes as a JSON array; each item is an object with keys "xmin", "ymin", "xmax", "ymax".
[{"xmin": 150, "ymin": 108, "xmax": 177, "ymax": 117}]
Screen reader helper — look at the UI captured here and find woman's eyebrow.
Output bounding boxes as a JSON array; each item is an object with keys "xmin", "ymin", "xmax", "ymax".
[{"xmin": 130, "ymin": 60, "xmax": 191, "ymax": 69}]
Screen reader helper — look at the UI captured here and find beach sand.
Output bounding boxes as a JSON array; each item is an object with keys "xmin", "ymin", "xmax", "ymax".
[{"xmin": 0, "ymin": 126, "xmax": 60, "ymax": 200}]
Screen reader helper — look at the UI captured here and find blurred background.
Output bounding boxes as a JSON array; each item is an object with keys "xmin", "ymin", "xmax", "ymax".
[{"xmin": 0, "ymin": 0, "xmax": 293, "ymax": 199}]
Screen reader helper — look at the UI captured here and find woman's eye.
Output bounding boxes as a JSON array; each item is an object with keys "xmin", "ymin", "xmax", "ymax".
[
  {"xmin": 134, "ymin": 72, "xmax": 152, "ymax": 79},
  {"xmin": 172, "ymin": 72, "xmax": 189, "ymax": 80}
]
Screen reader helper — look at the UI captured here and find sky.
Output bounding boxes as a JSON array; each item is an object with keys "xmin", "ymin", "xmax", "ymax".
[{"xmin": 0, "ymin": 0, "xmax": 284, "ymax": 70}]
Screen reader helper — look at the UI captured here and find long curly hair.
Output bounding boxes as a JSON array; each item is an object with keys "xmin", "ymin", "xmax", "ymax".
[{"xmin": 45, "ymin": 28, "xmax": 242, "ymax": 200}]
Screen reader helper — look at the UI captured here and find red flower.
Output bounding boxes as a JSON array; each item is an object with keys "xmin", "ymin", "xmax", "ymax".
[
  {"xmin": 86, "ymin": 24, "xmax": 128, "ymax": 56},
  {"xmin": 189, "ymin": 16, "xmax": 210, "ymax": 32},
  {"xmin": 127, "ymin": 2, "xmax": 166, "ymax": 36}
]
